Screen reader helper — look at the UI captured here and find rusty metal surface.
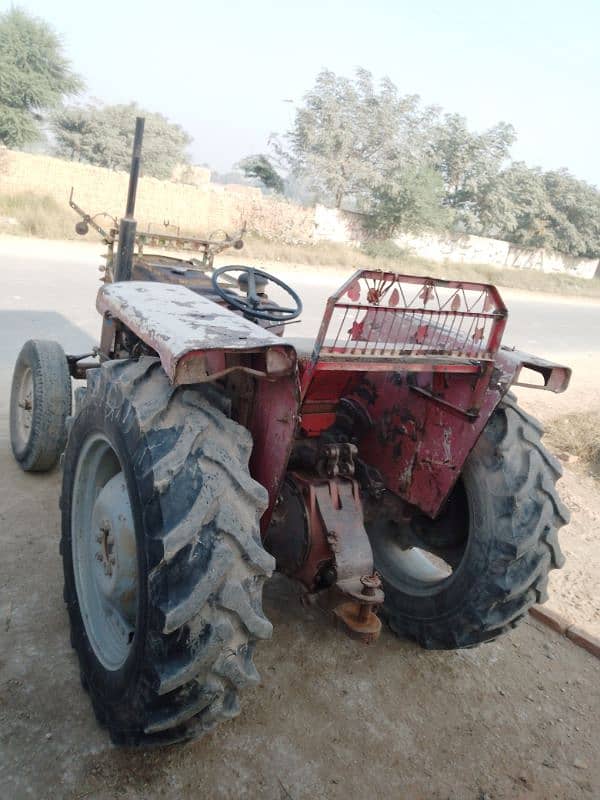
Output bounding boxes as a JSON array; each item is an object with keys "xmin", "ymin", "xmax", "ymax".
[
  {"xmin": 297, "ymin": 363, "xmax": 498, "ymax": 518},
  {"xmin": 498, "ymin": 347, "xmax": 571, "ymax": 393},
  {"xmin": 250, "ymin": 374, "xmax": 300, "ymax": 534},
  {"xmin": 333, "ymin": 600, "xmax": 382, "ymax": 644},
  {"xmin": 263, "ymin": 478, "xmax": 310, "ymax": 572},
  {"xmin": 297, "ymin": 344, "xmax": 570, "ymax": 520},
  {"xmin": 70, "ymin": 182, "xmax": 245, "ymax": 267},
  {"xmin": 334, "ymin": 574, "xmax": 384, "ymax": 644},
  {"xmin": 69, "ymin": 188, "xmax": 116, "ymax": 243},
  {"xmin": 316, "ymin": 443, "xmax": 357, "ymax": 478},
  {"xmin": 269, "ymin": 474, "xmax": 380, "ymax": 596},
  {"xmin": 314, "ymin": 480, "xmax": 374, "ymax": 592},
  {"xmin": 337, "ymin": 573, "xmax": 384, "ymax": 605},
  {"xmin": 349, "ymin": 371, "xmax": 503, "ymax": 518},
  {"xmin": 277, "ymin": 473, "xmax": 335, "ymax": 591},
  {"xmin": 264, "ymin": 470, "xmax": 384, "ymax": 642},
  {"xmin": 130, "ymin": 255, "xmax": 217, "ymax": 293},
  {"xmin": 134, "ymin": 224, "xmax": 245, "ymax": 262},
  {"xmin": 297, "ymin": 305, "xmax": 570, "ymax": 520},
  {"xmin": 96, "ymin": 282, "xmax": 296, "ymax": 383}
]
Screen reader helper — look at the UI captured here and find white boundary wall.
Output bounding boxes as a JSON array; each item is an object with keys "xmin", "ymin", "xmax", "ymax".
[
  {"xmin": 394, "ymin": 231, "xmax": 599, "ymax": 280},
  {"xmin": 313, "ymin": 204, "xmax": 599, "ymax": 279}
]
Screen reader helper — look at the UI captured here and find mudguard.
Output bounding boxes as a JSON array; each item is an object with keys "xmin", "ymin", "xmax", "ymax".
[
  {"xmin": 96, "ymin": 281, "xmax": 300, "ymax": 527},
  {"xmin": 97, "ymin": 281, "xmax": 296, "ymax": 384},
  {"xmin": 296, "ymin": 270, "xmax": 571, "ymax": 519}
]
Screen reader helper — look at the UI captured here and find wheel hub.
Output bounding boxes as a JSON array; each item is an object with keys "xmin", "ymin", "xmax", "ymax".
[
  {"xmin": 14, "ymin": 367, "xmax": 34, "ymax": 450},
  {"xmin": 90, "ymin": 473, "xmax": 137, "ymax": 622},
  {"xmin": 96, "ymin": 522, "xmax": 115, "ymax": 578},
  {"xmin": 71, "ymin": 434, "xmax": 139, "ymax": 671}
]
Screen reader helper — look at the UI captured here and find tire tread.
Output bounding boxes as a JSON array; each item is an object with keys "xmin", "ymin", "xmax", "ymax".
[
  {"xmin": 381, "ymin": 395, "xmax": 569, "ymax": 650},
  {"xmin": 61, "ymin": 357, "xmax": 274, "ymax": 745}
]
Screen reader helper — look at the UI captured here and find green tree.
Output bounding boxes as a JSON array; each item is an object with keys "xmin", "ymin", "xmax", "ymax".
[
  {"xmin": 0, "ymin": 8, "xmax": 82, "ymax": 148},
  {"xmin": 364, "ymin": 166, "xmax": 450, "ymax": 236},
  {"xmin": 277, "ymin": 68, "xmax": 430, "ymax": 208},
  {"xmin": 430, "ymin": 114, "xmax": 516, "ymax": 227},
  {"xmin": 476, "ymin": 163, "xmax": 551, "ymax": 244},
  {"xmin": 238, "ymin": 154, "xmax": 284, "ymax": 193},
  {"xmin": 475, "ymin": 163, "xmax": 600, "ymax": 258},
  {"xmin": 52, "ymin": 103, "xmax": 192, "ymax": 179},
  {"xmin": 268, "ymin": 67, "xmax": 600, "ymax": 256},
  {"xmin": 541, "ymin": 169, "xmax": 600, "ymax": 257}
]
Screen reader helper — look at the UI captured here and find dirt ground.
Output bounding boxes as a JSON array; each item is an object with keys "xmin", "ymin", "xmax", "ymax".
[
  {"xmin": 544, "ymin": 467, "xmax": 600, "ymax": 638},
  {"xmin": 1, "ymin": 449, "xmax": 599, "ymax": 800},
  {"xmin": 512, "ymin": 377, "xmax": 600, "ymax": 640},
  {"xmin": 1, "ymin": 237, "xmax": 600, "ymax": 798}
]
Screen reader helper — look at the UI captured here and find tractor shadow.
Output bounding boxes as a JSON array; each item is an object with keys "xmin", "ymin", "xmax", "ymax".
[{"xmin": 0, "ymin": 309, "xmax": 96, "ymax": 365}]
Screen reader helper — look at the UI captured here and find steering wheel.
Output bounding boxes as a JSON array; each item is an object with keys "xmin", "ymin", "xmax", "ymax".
[{"xmin": 212, "ymin": 265, "xmax": 303, "ymax": 322}]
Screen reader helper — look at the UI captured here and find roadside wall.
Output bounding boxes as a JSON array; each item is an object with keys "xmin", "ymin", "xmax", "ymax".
[
  {"xmin": 313, "ymin": 204, "xmax": 366, "ymax": 242},
  {"xmin": 0, "ymin": 148, "xmax": 314, "ymax": 241},
  {"xmin": 1, "ymin": 148, "xmax": 598, "ymax": 278},
  {"xmin": 313, "ymin": 203, "xmax": 599, "ymax": 279},
  {"xmin": 393, "ymin": 231, "xmax": 599, "ymax": 280}
]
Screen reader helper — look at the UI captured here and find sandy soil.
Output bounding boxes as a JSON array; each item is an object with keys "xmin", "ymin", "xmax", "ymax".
[
  {"xmin": 0, "ymin": 448, "xmax": 599, "ymax": 800},
  {"xmin": 511, "ymin": 375, "xmax": 600, "ymax": 639},
  {"xmin": 545, "ymin": 469, "xmax": 600, "ymax": 637}
]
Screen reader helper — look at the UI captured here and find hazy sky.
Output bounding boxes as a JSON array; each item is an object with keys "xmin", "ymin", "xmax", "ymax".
[{"xmin": 4, "ymin": 0, "xmax": 599, "ymax": 185}]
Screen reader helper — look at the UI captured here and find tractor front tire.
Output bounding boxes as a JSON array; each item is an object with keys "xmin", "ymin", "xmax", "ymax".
[
  {"xmin": 10, "ymin": 339, "xmax": 72, "ymax": 472},
  {"xmin": 60, "ymin": 357, "xmax": 275, "ymax": 745},
  {"xmin": 368, "ymin": 394, "xmax": 569, "ymax": 650}
]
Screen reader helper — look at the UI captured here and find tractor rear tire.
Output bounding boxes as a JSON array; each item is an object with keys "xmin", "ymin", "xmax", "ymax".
[
  {"xmin": 10, "ymin": 339, "xmax": 72, "ymax": 472},
  {"xmin": 368, "ymin": 394, "xmax": 569, "ymax": 650},
  {"xmin": 60, "ymin": 357, "xmax": 275, "ymax": 745}
]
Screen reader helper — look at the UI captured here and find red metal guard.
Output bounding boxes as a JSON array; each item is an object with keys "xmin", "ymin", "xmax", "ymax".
[{"xmin": 310, "ymin": 270, "xmax": 507, "ymax": 362}]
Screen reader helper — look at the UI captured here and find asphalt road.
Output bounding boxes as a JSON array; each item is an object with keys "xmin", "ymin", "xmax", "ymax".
[
  {"xmin": 1, "ymin": 238, "xmax": 599, "ymax": 407},
  {"xmin": 1, "ymin": 238, "xmax": 600, "ymax": 799}
]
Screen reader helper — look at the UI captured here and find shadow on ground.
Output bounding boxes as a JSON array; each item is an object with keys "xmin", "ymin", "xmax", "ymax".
[{"xmin": 0, "ymin": 311, "xmax": 95, "ymax": 422}]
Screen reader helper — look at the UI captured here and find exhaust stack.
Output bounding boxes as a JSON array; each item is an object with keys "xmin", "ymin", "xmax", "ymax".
[{"xmin": 114, "ymin": 116, "xmax": 145, "ymax": 282}]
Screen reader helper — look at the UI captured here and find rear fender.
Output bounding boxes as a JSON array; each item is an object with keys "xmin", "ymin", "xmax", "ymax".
[
  {"xmin": 97, "ymin": 282, "xmax": 300, "ymax": 528},
  {"xmin": 331, "ymin": 349, "xmax": 570, "ymax": 520},
  {"xmin": 97, "ymin": 282, "xmax": 297, "ymax": 383},
  {"xmin": 496, "ymin": 347, "xmax": 571, "ymax": 394}
]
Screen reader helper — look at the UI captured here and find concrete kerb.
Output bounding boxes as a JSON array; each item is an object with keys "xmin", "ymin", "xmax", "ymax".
[{"xmin": 529, "ymin": 606, "xmax": 600, "ymax": 659}]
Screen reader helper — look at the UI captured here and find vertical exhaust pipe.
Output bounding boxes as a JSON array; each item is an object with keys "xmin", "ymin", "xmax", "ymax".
[{"xmin": 114, "ymin": 116, "xmax": 145, "ymax": 282}]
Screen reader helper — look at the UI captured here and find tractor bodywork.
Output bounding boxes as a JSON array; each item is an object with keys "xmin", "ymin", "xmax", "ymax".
[{"xmin": 96, "ymin": 265, "xmax": 570, "ymax": 641}]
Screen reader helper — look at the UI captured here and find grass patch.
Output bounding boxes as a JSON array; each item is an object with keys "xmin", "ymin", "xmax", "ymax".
[
  {"xmin": 240, "ymin": 235, "xmax": 372, "ymax": 268},
  {"xmin": 0, "ymin": 192, "xmax": 75, "ymax": 239},
  {"xmin": 545, "ymin": 411, "xmax": 600, "ymax": 477}
]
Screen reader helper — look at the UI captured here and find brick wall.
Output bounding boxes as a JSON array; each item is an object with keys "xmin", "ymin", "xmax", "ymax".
[{"xmin": 0, "ymin": 149, "xmax": 315, "ymax": 241}]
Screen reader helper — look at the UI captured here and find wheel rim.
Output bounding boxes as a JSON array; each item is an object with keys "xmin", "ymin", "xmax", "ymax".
[
  {"xmin": 71, "ymin": 433, "xmax": 138, "ymax": 671},
  {"xmin": 370, "ymin": 481, "xmax": 470, "ymax": 597},
  {"xmin": 14, "ymin": 367, "xmax": 34, "ymax": 451}
]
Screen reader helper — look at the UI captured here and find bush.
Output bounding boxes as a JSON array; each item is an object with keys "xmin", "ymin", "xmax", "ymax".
[
  {"xmin": 0, "ymin": 192, "xmax": 74, "ymax": 238},
  {"xmin": 545, "ymin": 411, "xmax": 600, "ymax": 477},
  {"xmin": 360, "ymin": 239, "xmax": 406, "ymax": 259}
]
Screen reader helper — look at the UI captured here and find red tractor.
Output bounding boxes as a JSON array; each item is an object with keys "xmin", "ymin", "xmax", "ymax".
[{"xmin": 10, "ymin": 119, "xmax": 570, "ymax": 746}]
